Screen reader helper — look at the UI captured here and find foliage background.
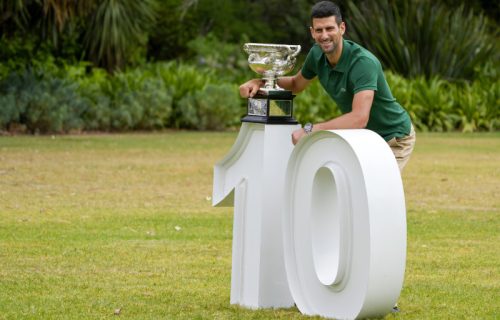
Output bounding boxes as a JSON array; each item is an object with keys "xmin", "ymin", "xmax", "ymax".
[{"xmin": 0, "ymin": 0, "xmax": 498, "ymax": 133}]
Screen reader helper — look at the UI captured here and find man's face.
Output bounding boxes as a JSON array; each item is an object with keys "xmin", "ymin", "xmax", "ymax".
[{"xmin": 310, "ymin": 16, "xmax": 345, "ymax": 55}]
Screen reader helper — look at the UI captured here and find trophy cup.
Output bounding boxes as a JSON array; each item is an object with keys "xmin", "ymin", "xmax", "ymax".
[{"xmin": 242, "ymin": 43, "xmax": 301, "ymax": 124}]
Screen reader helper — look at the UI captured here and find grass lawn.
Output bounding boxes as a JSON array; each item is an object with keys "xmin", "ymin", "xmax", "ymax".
[{"xmin": 0, "ymin": 131, "xmax": 499, "ymax": 319}]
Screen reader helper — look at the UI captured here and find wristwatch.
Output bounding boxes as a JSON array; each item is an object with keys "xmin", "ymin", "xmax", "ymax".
[{"xmin": 303, "ymin": 123, "xmax": 313, "ymax": 134}]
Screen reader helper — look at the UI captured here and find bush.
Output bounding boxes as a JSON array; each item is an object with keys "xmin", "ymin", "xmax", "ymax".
[
  {"xmin": 186, "ymin": 33, "xmax": 252, "ymax": 84},
  {"xmin": 385, "ymin": 71, "xmax": 499, "ymax": 132},
  {"xmin": 0, "ymin": 63, "xmax": 176, "ymax": 133},
  {"xmin": 1, "ymin": 59, "xmax": 496, "ymax": 134},
  {"xmin": 0, "ymin": 94, "xmax": 18, "ymax": 129},
  {"xmin": 154, "ymin": 61, "xmax": 218, "ymax": 128},
  {"xmin": 77, "ymin": 66, "xmax": 172, "ymax": 131},
  {"xmin": 411, "ymin": 77, "xmax": 457, "ymax": 132},
  {"xmin": 77, "ymin": 68, "xmax": 113, "ymax": 131},
  {"xmin": 178, "ymin": 83, "xmax": 243, "ymax": 130},
  {"xmin": 135, "ymin": 78, "xmax": 173, "ymax": 130},
  {"xmin": 281, "ymin": 69, "xmax": 497, "ymax": 134},
  {"xmin": 0, "ymin": 69, "xmax": 88, "ymax": 133},
  {"xmin": 454, "ymin": 79, "xmax": 500, "ymax": 132},
  {"xmin": 293, "ymin": 80, "xmax": 341, "ymax": 124}
]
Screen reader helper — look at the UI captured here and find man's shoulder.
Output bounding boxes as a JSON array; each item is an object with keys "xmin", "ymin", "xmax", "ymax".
[
  {"xmin": 303, "ymin": 44, "xmax": 325, "ymax": 68},
  {"xmin": 302, "ymin": 44, "xmax": 324, "ymax": 79},
  {"xmin": 345, "ymin": 40, "xmax": 371, "ymax": 55},
  {"xmin": 307, "ymin": 44, "xmax": 324, "ymax": 57},
  {"xmin": 345, "ymin": 40, "xmax": 381, "ymax": 69}
]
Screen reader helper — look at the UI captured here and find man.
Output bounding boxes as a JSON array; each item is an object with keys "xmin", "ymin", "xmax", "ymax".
[{"xmin": 239, "ymin": 1, "xmax": 415, "ymax": 172}]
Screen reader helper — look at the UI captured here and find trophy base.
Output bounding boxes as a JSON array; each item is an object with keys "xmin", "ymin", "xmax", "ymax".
[
  {"xmin": 242, "ymin": 90, "xmax": 298, "ymax": 125},
  {"xmin": 241, "ymin": 115, "xmax": 299, "ymax": 125}
]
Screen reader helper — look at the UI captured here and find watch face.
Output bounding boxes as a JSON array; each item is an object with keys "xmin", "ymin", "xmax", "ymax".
[{"xmin": 304, "ymin": 123, "xmax": 313, "ymax": 133}]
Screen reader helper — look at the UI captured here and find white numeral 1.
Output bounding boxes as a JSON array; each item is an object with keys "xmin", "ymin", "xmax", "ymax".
[{"xmin": 212, "ymin": 122, "xmax": 299, "ymax": 308}]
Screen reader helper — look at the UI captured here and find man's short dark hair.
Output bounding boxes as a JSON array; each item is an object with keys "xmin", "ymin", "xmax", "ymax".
[{"xmin": 311, "ymin": 1, "xmax": 343, "ymax": 24}]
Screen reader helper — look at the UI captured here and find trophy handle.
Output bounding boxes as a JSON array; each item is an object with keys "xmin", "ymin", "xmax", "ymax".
[
  {"xmin": 284, "ymin": 45, "xmax": 301, "ymax": 67},
  {"xmin": 288, "ymin": 45, "xmax": 301, "ymax": 58}
]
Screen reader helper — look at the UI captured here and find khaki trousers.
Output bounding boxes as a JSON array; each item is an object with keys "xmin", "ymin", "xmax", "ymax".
[{"xmin": 387, "ymin": 124, "xmax": 416, "ymax": 172}]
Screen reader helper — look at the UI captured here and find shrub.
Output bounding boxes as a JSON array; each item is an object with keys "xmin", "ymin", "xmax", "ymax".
[
  {"xmin": 454, "ymin": 79, "xmax": 500, "ymax": 132},
  {"xmin": 385, "ymin": 71, "xmax": 499, "ymax": 132},
  {"xmin": 0, "ymin": 63, "xmax": 175, "ymax": 133},
  {"xmin": 1, "ymin": 58, "xmax": 496, "ymax": 134},
  {"xmin": 77, "ymin": 68, "xmax": 113, "ymax": 131},
  {"xmin": 0, "ymin": 94, "xmax": 18, "ymax": 129},
  {"xmin": 294, "ymin": 80, "xmax": 341, "ymax": 124},
  {"xmin": 0, "ymin": 69, "xmax": 87, "ymax": 133},
  {"xmin": 155, "ymin": 61, "xmax": 214, "ymax": 102},
  {"xmin": 413, "ymin": 77, "xmax": 458, "ymax": 132},
  {"xmin": 135, "ymin": 78, "xmax": 173, "ymax": 130},
  {"xmin": 81, "ymin": 94, "xmax": 113, "ymax": 131},
  {"xmin": 177, "ymin": 83, "xmax": 243, "ymax": 130},
  {"xmin": 77, "ymin": 67, "xmax": 173, "ymax": 131},
  {"xmin": 154, "ymin": 62, "xmax": 217, "ymax": 128},
  {"xmin": 186, "ymin": 33, "xmax": 252, "ymax": 84}
]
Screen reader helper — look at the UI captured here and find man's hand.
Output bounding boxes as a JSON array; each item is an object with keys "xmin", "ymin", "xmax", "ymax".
[
  {"xmin": 292, "ymin": 127, "xmax": 307, "ymax": 145},
  {"xmin": 239, "ymin": 79, "xmax": 263, "ymax": 98}
]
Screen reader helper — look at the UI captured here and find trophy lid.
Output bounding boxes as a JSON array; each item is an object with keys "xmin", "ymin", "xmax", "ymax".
[{"xmin": 243, "ymin": 43, "xmax": 301, "ymax": 54}]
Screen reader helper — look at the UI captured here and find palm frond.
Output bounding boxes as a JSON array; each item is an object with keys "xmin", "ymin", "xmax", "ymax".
[
  {"xmin": 346, "ymin": 0, "xmax": 497, "ymax": 80},
  {"xmin": 84, "ymin": 0, "xmax": 157, "ymax": 72}
]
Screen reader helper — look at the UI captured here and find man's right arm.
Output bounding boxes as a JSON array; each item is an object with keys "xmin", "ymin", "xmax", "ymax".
[
  {"xmin": 239, "ymin": 79, "xmax": 264, "ymax": 98},
  {"xmin": 277, "ymin": 71, "xmax": 312, "ymax": 94},
  {"xmin": 239, "ymin": 71, "xmax": 312, "ymax": 98}
]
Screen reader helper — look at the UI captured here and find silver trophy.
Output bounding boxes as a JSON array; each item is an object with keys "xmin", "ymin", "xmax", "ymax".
[
  {"xmin": 242, "ymin": 43, "xmax": 301, "ymax": 124},
  {"xmin": 244, "ymin": 43, "xmax": 301, "ymax": 92}
]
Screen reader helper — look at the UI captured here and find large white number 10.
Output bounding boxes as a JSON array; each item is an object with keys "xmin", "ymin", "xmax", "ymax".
[{"xmin": 212, "ymin": 122, "xmax": 406, "ymax": 319}]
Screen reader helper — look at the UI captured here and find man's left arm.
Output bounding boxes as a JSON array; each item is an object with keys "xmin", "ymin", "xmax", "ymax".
[{"xmin": 292, "ymin": 90, "xmax": 374, "ymax": 144}]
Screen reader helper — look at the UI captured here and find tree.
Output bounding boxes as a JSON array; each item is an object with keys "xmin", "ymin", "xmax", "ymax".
[
  {"xmin": 0, "ymin": 0, "xmax": 157, "ymax": 72},
  {"xmin": 84, "ymin": 0, "xmax": 157, "ymax": 72}
]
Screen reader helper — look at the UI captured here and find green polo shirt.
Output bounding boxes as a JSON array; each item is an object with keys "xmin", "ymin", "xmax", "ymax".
[{"xmin": 301, "ymin": 39, "xmax": 411, "ymax": 141}]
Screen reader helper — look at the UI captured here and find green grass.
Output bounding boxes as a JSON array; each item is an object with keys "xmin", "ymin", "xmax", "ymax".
[{"xmin": 0, "ymin": 131, "xmax": 499, "ymax": 319}]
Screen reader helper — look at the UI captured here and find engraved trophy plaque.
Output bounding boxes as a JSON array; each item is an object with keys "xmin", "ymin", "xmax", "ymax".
[{"xmin": 242, "ymin": 43, "xmax": 301, "ymax": 124}]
